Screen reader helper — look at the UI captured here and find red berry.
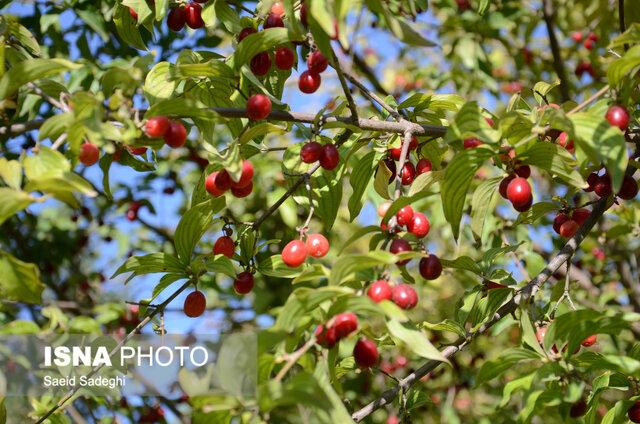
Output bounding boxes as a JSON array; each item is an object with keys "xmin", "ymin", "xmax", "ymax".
[
  {"xmin": 594, "ymin": 173, "xmax": 612, "ymax": 197},
  {"xmin": 332, "ymin": 312, "xmax": 358, "ymax": 339},
  {"xmin": 557, "ymin": 132, "xmax": 575, "ymax": 154},
  {"xmin": 618, "ymin": 174, "xmax": 638, "ymax": 200},
  {"xmin": 146, "ymin": 116, "xmax": 170, "ymax": 138},
  {"xmin": 513, "ymin": 196, "xmax": 533, "ymax": 212},
  {"xmin": 264, "ymin": 13, "xmax": 284, "ymax": 29},
  {"xmin": 395, "ymin": 355, "xmax": 408, "ymax": 368},
  {"xmin": 499, "ymin": 175, "xmax": 516, "ymax": 199},
  {"xmin": 246, "ymin": 94, "xmax": 271, "ymax": 120},
  {"xmin": 167, "ymin": 7, "xmax": 186, "ymax": 32},
  {"xmin": 127, "ymin": 146, "xmax": 148, "ymax": 156},
  {"xmin": 605, "ymin": 105, "xmax": 630, "ymax": 131},
  {"xmin": 270, "ymin": 1, "xmax": 284, "ymax": 15},
  {"xmin": 553, "ymin": 213, "xmax": 570, "ymax": 234},
  {"xmin": 184, "ymin": 290, "xmax": 206, "ymax": 317},
  {"xmin": 407, "ymin": 212, "xmax": 430, "ymax": 238},
  {"xmin": 129, "ymin": 8, "xmax": 138, "ymax": 20},
  {"xmin": 416, "ymin": 158, "xmax": 432, "ymax": 174},
  {"xmin": 275, "ymin": 47, "xmax": 295, "ymax": 70},
  {"xmin": 581, "ymin": 334, "xmax": 597, "ymax": 347},
  {"xmin": 250, "ymin": 52, "xmax": 272, "ymax": 76},
  {"xmin": 419, "ymin": 254, "xmax": 442, "ymax": 280},
  {"xmin": 300, "ymin": 3, "xmax": 308, "ymax": 26},
  {"xmin": 588, "ymin": 32, "xmax": 599, "ymax": 42},
  {"xmin": 389, "ymin": 239, "xmax": 411, "ymax": 266},
  {"xmin": 506, "ymin": 177, "xmax": 532, "ymax": 207},
  {"xmin": 583, "ymin": 39, "xmax": 594, "ymax": 50},
  {"xmin": 388, "ymin": 147, "xmax": 402, "ymax": 161},
  {"xmin": 367, "ymin": 280, "xmax": 392, "ymax": 302},
  {"xmin": 572, "ymin": 31, "xmax": 583, "ymax": 42},
  {"xmin": 570, "ymin": 398, "xmax": 587, "ymax": 418},
  {"xmin": 164, "ymin": 121, "xmax": 187, "ymax": 148},
  {"xmin": 401, "ymin": 162, "xmax": 416, "ymax": 185},
  {"xmin": 535, "ymin": 327, "xmax": 547, "ymax": 344},
  {"xmin": 515, "ymin": 164, "xmax": 531, "ymax": 179},
  {"xmin": 215, "ymin": 170, "xmax": 232, "ymax": 191},
  {"xmin": 282, "ymin": 240, "xmax": 307, "ymax": 267},
  {"xmin": 213, "ymin": 236, "xmax": 234, "ymax": 258},
  {"xmin": 306, "ymin": 233, "xmax": 329, "ymax": 258},
  {"xmin": 387, "ymin": 416, "xmax": 399, "ymax": 424},
  {"xmin": 629, "ymin": 401, "xmax": 640, "ymax": 423},
  {"xmin": 377, "ymin": 202, "xmax": 391, "ymax": 218},
  {"xmin": 233, "ymin": 271, "xmax": 255, "ymax": 294},
  {"xmin": 307, "ymin": 51, "xmax": 328, "ymax": 73},
  {"xmin": 391, "ymin": 284, "xmax": 418, "ymax": 310},
  {"xmin": 559, "ymin": 219, "xmax": 579, "ymax": 238},
  {"xmin": 299, "ymin": 70, "xmax": 321, "ymax": 93},
  {"xmin": 231, "ymin": 181, "xmax": 253, "ymax": 198},
  {"xmin": 353, "ymin": 338, "xmax": 379, "ymax": 368},
  {"xmin": 300, "ymin": 142, "xmax": 323, "ymax": 163},
  {"xmin": 585, "ymin": 172, "xmax": 598, "ymax": 192},
  {"xmin": 396, "ymin": 205, "xmax": 414, "ymax": 226},
  {"xmin": 79, "ymin": 143, "xmax": 99, "ymax": 166},
  {"xmin": 205, "ymin": 172, "xmax": 226, "ymax": 197},
  {"xmin": 382, "ymin": 158, "xmax": 397, "ymax": 183},
  {"xmin": 231, "ymin": 160, "xmax": 254, "ymax": 188},
  {"xmin": 572, "ymin": 208, "xmax": 590, "ymax": 225},
  {"xmin": 185, "ymin": 3, "xmax": 204, "ymax": 29},
  {"xmin": 238, "ymin": 27, "xmax": 257, "ymax": 42},
  {"xmin": 319, "ymin": 144, "xmax": 339, "ymax": 170},
  {"xmin": 463, "ymin": 138, "xmax": 482, "ymax": 149}
]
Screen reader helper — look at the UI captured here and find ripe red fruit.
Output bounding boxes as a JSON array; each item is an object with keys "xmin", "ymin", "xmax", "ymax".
[
  {"xmin": 79, "ymin": 143, "xmax": 99, "ymax": 166},
  {"xmin": 315, "ymin": 324, "xmax": 336, "ymax": 349},
  {"xmin": 353, "ymin": 338, "xmax": 379, "ymax": 368},
  {"xmin": 559, "ymin": 219, "xmax": 579, "ymax": 238},
  {"xmin": 300, "ymin": 142, "xmax": 323, "ymax": 163},
  {"xmin": 382, "ymin": 158, "xmax": 397, "ymax": 183},
  {"xmin": 499, "ymin": 175, "xmax": 516, "ymax": 199},
  {"xmin": 391, "ymin": 284, "xmax": 418, "ymax": 310},
  {"xmin": 387, "ymin": 416, "xmax": 400, "ymax": 424},
  {"xmin": 233, "ymin": 271, "xmax": 254, "ymax": 294},
  {"xmin": 307, "ymin": 51, "xmax": 329, "ymax": 73},
  {"xmin": 389, "ymin": 239, "xmax": 412, "ymax": 266},
  {"xmin": 130, "ymin": 8, "xmax": 138, "ymax": 20},
  {"xmin": 396, "ymin": 205, "xmax": 414, "ymax": 226},
  {"xmin": 605, "ymin": 105, "xmax": 630, "ymax": 131},
  {"xmin": 463, "ymin": 138, "xmax": 482, "ymax": 149},
  {"xmin": 581, "ymin": 334, "xmax": 597, "ymax": 347},
  {"xmin": 583, "ymin": 39, "xmax": 594, "ymax": 50},
  {"xmin": 367, "ymin": 280, "xmax": 392, "ymax": 302},
  {"xmin": 246, "ymin": 94, "xmax": 271, "ymax": 120},
  {"xmin": 184, "ymin": 290, "xmax": 206, "ymax": 318},
  {"xmin": 588, "ymin": 32, "xmax": 599, "ymax": 42},
  {"xmin": 214, "ymin": 170, "xmax": 232, "ymax": 191},
  {"xmin": 299, "ymin": 70, "xmax": 321, "ymax": 93},
  {"xmin": 377, "ymin": 202, "xmax": 391, "ymax": 218},
  {"xmin": 419, "ymin": 254, "xmax": 442, "ymax": 280},
  {"xmin": 515, "ymin": 164, "xmax": 531, "ymax": 179},
  {"xmin": 629, "ymin": 401, "xmax": 640, "ymax": 423},
  {"xmin": 145, "ymin": 116, "xmax": 170, "ymax": 138},
  {"xmin": 275, "ymin": 47, "xmax": 295, "ymax": 70},
  {"xmin": 416, "ymin": 158, "xmax": 432, "ymax": 174},
  {"xmin": 572, "ymin": 208, "xmax": 590, "ymax": 225},
  {"xmin": 618, "ymin": 174, "xmax": 638, "ymax": 200},
  {"xmin": 270, "ymin": 1, "xmax": 284, "ymax": 15},
  {"xmin": 213, "ymin": 236, "xmax": 235, "ymax": 258},
  {"xmin": 553, "ymin": 214, "xmax": 570, "ymax": 234},
  {"xmin": 332, "ymin": 312, "xmax": 358, "ymax": 339},
  {"xmin": 205, "ymin": 172, "xmax": 226, "ymax": 197},
  {"xmin": 238, "ymin": 27, "xmax": 257, "ymax": 42},
  {"xmin": 513, "ymin": 196, "xmax": 533, "ymax": 212},
  {"xmin": 401, "ymin": 162, "xmax": 416, "ymax": 185},
  {"xmin": 570, "ymin": 398, "xmax": 587, "ymax": 418},
  {"xmin": 535, "ymin": 327, "xmax": 547, "ymax": 344},
  {"xmin": 282, "ymin": 240, "xmax": 307, "ymax": 267},
  {"xmin": 395, "ymin": 355, "xmax": 408, "ymax": 368},
  {"xmin": 585, "ymin": 172, "xmax": 598, "ymax": 192},
  {"xmin": 231, "ymin": 181, "xmax": 253, "ymax": 197},
  {"xmin": 164, "ymin": 121, "xmax": 187, "ymax": 148},
  {"xmin": 231, "ymin": 160, "xmax": 254, "ymax": 188},
  {"xmin": 594, "ymin": 173, "xmax": 612, "ymax": 197},
  {"xmin": 300, "ymin": 3, "xmax": 308, "ymax": 26},
  {"xmin": 167, "ymin": 7, "xmax": 187, "ymax": 32},
  {"xmin": 319, "ymin": 144, "xmax": 339, "ymax": 170},
  {"xmin": 250, "ymin": 52, "xmax": 272, "ymax": 76},
  {"xmin": 264, "ymin": 13, "xmax": 284, "ymax": 29},
  {"xmin": 185, "ymin": 3, "xmax": 204, "ymax": 29},
  {"xmin": 557, "ymin": 132, "xmax": 575, "ymax": 154},
  {"xmin": 127, "ymin": 146, "xmax": 148, "ymax": 156},
  {"xmin": 388, "ymin": 147, "xmax": 402, "ymax": 161},
  {"xmin": 506, "ymin": 177, "xmax": 532, "ymax": 207},
  {"xmin": 306, "ymin": 233, "xmax": 329, "ymax": 258},
  {"xmin": 572, "ymin": 31, "xmax": 583, "ymax": 42},
  {"xmin": 407, "ymin": 212, "xmax": 430, "ymax": 238}
]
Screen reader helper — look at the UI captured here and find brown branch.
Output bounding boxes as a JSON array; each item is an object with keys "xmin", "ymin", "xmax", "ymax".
[
  {"xmin": 541, "ymin": 0, "xmax": 570, "ymax": 102},
  {"xmin": 0, "ymin": 119, "xmax": 46, "ymax": 136}
]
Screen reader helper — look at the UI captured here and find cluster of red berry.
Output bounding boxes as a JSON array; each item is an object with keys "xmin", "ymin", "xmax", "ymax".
[
  {"xmin": 300, "ymin": 141, "xmax": 340, "ymax": 170},
  {"xmin": 167, "ymin": 1, "xmax": 207, "ymax": 32},
  {"xmin": 281, "ymin": 234, "xmax": 329, "ymax": 268},
  {"xmin": 572, "ymin": 30, "xmax": 599, "ymax": 50},
  {"xmin": 382, "ymin": 135, "xmax": 432, "ymax": 186},
  {"xmin": 315, "ymin": 313, "xmax": 380, "ymax": 369},
  {"xmin": 205, "ymin": 160, "xmax": 255, "ymax": 198},
  {"xmin": 145, "ymin": 115, "xmax": 187, "ymax": 148}
]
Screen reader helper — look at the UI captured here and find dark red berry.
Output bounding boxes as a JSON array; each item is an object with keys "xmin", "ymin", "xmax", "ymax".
[
  {"xmin": 164, "ymin": 121, "xmax": 187, "ymax": 148},
  {"xmin": 299, "ymin": 70, "xmax": 321, "ymax": 93},
  {"xmin": 557, "ymin": 132, "xmax": 575, "ymax": 154},
  {"xmin": 246, "ymin": 94, "xmax": 271, "ymax": 120},
  {"xmin": 332, "ymin": 312, "xmax": 357, "ymax": 339},
  {"xmin": 146, "ymin": 116, "xmax": 170, "ymax": 138},
  {"xmin": 231, "ymin": 160, "xmax": 254, "ymax": 189},
  {"xmin": 238, "ymin": 27, "xmax": 257, "ymax": 42},
  {"xmin": 167, "ymin": 7, "xmax": 186, "ymax": 32},
  {"xmin": 499, "ymin": 175, "xmax": 515, "ymax": 199},
  {"xmin": 367, "ymin": 280, "xmax": 392, "ymax": 302},
  {"xmin": 214, "ymin": 236, "xmax": 235, "ymax": 258},
  {"xmin": 307, "ymin": 51, "xmax": 328, "ymax": 73},
  {"xmin": 184, "ymin": 291, "xmax": 206, "ymax": 317},
  {"xmin": 233, "ymin": 272, "xmax": 254, "ymax": 294},
  {"xmin": 215, "ymin": 170, "xmax": 232, "ymax": 191},
  {"xmin": 513, "ymin": 196, "xmax": 533, "ymax": 212},
  {"xmin": 389, "ymin": 239, "xmax": 411, "ymax": 266},
  {"xmin": 319, "ymin": 144, "xmax": 339, "ymax": 170},
  {"xmin": 401, "ymin": 162, "xmax": 416, "ymax": 185},
  {"xmin": 300, "ymin": 142, "xmax": 323, "ymax": 163},
  {"xmin": 230, "ymin": 181, "xmax": 253, "ymax": 198},
  {"xmin": 585, "ymin": 172, "xmax": 598, "ymax": 192},
  {"xmin": 300, "ymin": 3, "xmax": 308, "ymax": 27},
  {"xmin": 559, "ymin": 219, "xmax": 579, "ymax": 238},
  {"xmin": 594, "ymin": 173, "xmax": 612, "ymax": 197},
  {"xmin": 205, "ymin": 172, "xmax": 226, "ymax": 197},
  {"xmin": 391, "ymin": 284, "xmax": 418, "ymax": 310},
  {"xmin": 618, "ymin": 174, "xmax": 638, "ymax": 200},
  {"xmin": 419, "ymin": 254, "xmax": 442, "ymax": 280},
  {"xmin": 629, "ymin": 401, "xmax": 640, "ymax": 423},
  {"xmin": 353, "ymin": 338, "xmax": 379, "ymax": 368},
  {"xmin": 605, "ymin": 105, "xmax": 630, "ymax": 131},
  {"xmin": 553, "ymin": 213, "xmax": 570, "ymax": 234},
  {"xmin": 570, "ymin": 398, "xmax": 587, "ymax": 418},
  {"xmin": 250, "ymin": 52, "xmax": 271, "ymax": 76},
  {"xmin": 572, "ymin": 208, "xmax": 590, "ymax": 225},
  {"xmin": 515, "ymin": 164, "xmax": 531, "ymax": 179},
  {"xmin": 506, "ymin": 177, "xmax": 532, "ymax": 207},
  {"xmin": 130, "ymin": 8, "xmax": 138, "ymax": 20},
  {"xmin": 185, "ymin": 3, "xmax": 204, "ymax": 29},
  {"xmin": 263, "ymin": 13, "xmax": 284, "ymax": 29},
  {"xmin": 463, "ymin": 138, "xmax": 482, "ymax": 149},
  {"xmin": 416, "ymin": 158, "xmax": 432, "ymax": 174},
  {"xmin": 275, "ymin": 47, "xmax": 295, "ymax": 70}
]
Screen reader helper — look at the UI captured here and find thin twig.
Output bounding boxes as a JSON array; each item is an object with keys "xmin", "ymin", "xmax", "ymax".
[
  {"xmin": 330, "ymin": 47, "xmax": 359, "ymax": 120},
  {"xmin": 26, "ymin": 82, "xmax": 69, "ymax": 112},
  {"xmin": 274, "ymin": 338, "xmax": 317, "ymax": 382},
  {"xmin": 541, "ymin": 0, "xmax": 570, "ymax": 102}
]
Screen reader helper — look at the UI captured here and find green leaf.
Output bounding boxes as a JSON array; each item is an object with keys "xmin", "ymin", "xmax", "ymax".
[
  {"xmin": 0, "ymin": 58, "xmax": 81, "ymax": 100},
  {"xmin": 204, "ymin": 255, "xmax": 236, "ymax": 278},
  {"xmin": 174, "ymin": 199, "xmax": 223, "ymax": 264},
  {"xmin": 113, "ymin": 4, "xmax": 148, "ymax": 51},
  {"xmin": 373, "ymin": 159, "xmax": 393, "ymax": 200},
  {"xmin": 155, "ymin": 0, "xmax": 169, "ymax": 20},
  {"xmin": 348, "ymin": 151, "xmax": 377, "ymax": 221},
  {"xmin": 421, "ymin": 319, "xmax": 467, "ymax": 338},
  {"xmin": 386, "ymin": 320, "xmax": 449, "ymax": 363},
  {"xmin": 470, "ymin": 176, "xmax": 501, "ymax": 240},
  {"xmin": 375, "ymin": 1, "xmax": 435, "ymax": 46},
  {"xmin": 520, "ymin": 309, "xmax": 546, "ymax": 356},
  {"xmin": 443, "ymin": 101, "xmax": 500, "ymax": 145},
  {"xmin": 476, "ymin": 348, "xmax": 541, "ymax": 386},
  {"xmin": 0, "ymin": 250, "xmax": 45, "ymax": 304},
  {"xmin": 201, "ymin": 1, "xmax": 216, "ymax": 27},
  {"xmin": 146, "ymin": 97, "xmax": 221, "ymax": 121},
  {"xmin": 24, "ymin": 173, "xmax": 97, "ymax": 198},
  {"xmin": 0, "ymin": 158, "xmax": 22, "ymax": 189},
  {"xmin": 144, "ymin": 62, "xmax": 177, "ymax": 105},
  {"xmin": 314, "ymin": 172, "xmax": 342, "ymax": 230},
  {"xmin": 441, "ymin": 147, "xmax": 494, "ymax": 239},
  {"xmin": 477, "ymin": 0, "xmax": 490, "ymax": 15},
  {"xmin": 231, "ymin": 28, "xmax": 303, "ymax": 71},
  {"xmin": 7, "ymin": 21, "xmax": 41, "ymax": 56},
  {"xmin": 532, "ymin": 80, "xmax": 561, "ymax": 105},
  {"xmin": 76, "ymin": 8, "xmax": 110, "ymax": 41},
  {"xmin": 608, "ymin": 22, "xmax": 640, "ymax": 49},
  {"xmin": 239, "ymin": 123, "xmax": 286, "ymax": 145},
  {"xmin": 22, "ymin": 146, "xmax": 69, "ymax": 179},
  {"xmin": 607, "ymin": 45, "xmax": 640, "ymax": 86},
  {"xmin": 0, "ymin": 188, "xmax": 34, "ymax": 225},
  {"xmin": 569, "ymin": 113, "xmax": 628, "ymax": 191},
  {"xmin": 329, "ymin": 251, "xmax": 398, "ymax": 285},
  {"xmin": 258, "ymin": 255, "xmax": 305, "ymax": 278},
  {"xmin": 407, "ymin": 169, "xmax": 444, "ymax": 196},
  {"xmin": 170, "ymin": 61, "xmax": 235, "ymax": 80},
  {"xmin": 338, "ymin": 225, "xmax": 380, "ymax": 255},
  {"xmin": 514, "ymin": 201, "xmax": 558, "ymax": 225},
  {"xmin": 397, "ymin": 93, "xmax": 465, "ymax": 111},
  {"xmin": 151, "ymin": 273, "xmax": 187, "ymax": 301},
  {"xmin": 38, "ymin": 112, "xmax": 72, "ymax": 142},
  {"xmin": 111, "ymin": 253, "xmax": 186, "ymax": 282},
  {"xmin": 440, "ymin": 256, "xmax": 482, "ymax": 275},
  {"xmin": 519, "ymin": 142, "xmax": 587, "ymax": 189},
  {"xmin": 214, "ymin": 0, "xmax": 242, "ymax": 33}
]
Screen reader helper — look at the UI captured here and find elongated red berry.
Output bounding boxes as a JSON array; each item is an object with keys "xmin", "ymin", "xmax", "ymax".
[
  {"xmin": 307, "ymin": 51, "xmax": 328, "ymax": 73},
  {"xmin": 246, "ymin": 94, "xmax": 271, "ymax": 120},
  {"xmin": 389, "ymin": 239, "xmax": 411, "ymax": 266},
  {"xmin": 299, "ymin": 70, "xmax": 321, "ymax": 93},
  {"xmin": 282, "ymin": 240, "xmax": 307, "ymax": 267},
  {"xmin": 185, "ymin": 3, "xmax": 204, "ymax": 29},
  {"xmin": 419, "ymin": 254, "xmax": 442, "ymax": 280},
  {"xmin": 233, "ymin": 272, "xmax": 254, "ymax": 294},
  {"xmin": 79, "ymin": 143, "xmax": 99, "ymax": 166},
  {"xmin": 306, "ymin": 233, "xmax": 329, "ymax": 258},
  {"xmin": 250, "ymin": 52, "xmax": 271, "ymax": 76},
  {"xmin": 184, "ymin": 291, "xmax": 206, "ymax": 317},
  {"xmin": 145, "ymin": 116, "xmax": 170, "ymax": 138},
  {"xmin": 332, "ymin": 312, "xmax": 357, "ymax": 339},
  {"xmin": 213, "ymin": 236, "xmax": 234, "ymax": 258},
  {"xmin": 391, "ymin": 284, "xmax": 418, "ymax": 309},
  {"xmin": 167, "ymin": 7, "xmax": 186, "ymax": 32},
  {"xmin": 353, "ymin": 338, "xmax": 378, "ymax": 368},
  {"xmin": 506, "ymin": 177, "xmax": 532, "ymax": 207},
  {"xmin": 319, "ymin": 144, "xmax": 339, "ymax": 170},
  {"xmin": 407, "ymin": 212, "xmax": 430, "ymax": 238},
  {"xmin": 300, "ymin": 142, "xmax": 322, "ymax": 163},
  {"xmin": 205, "ymin": 172, "xmax": 226, "ymax": 197},
  {"xmin": 164, "ymin": 121, "xmax": 187, "ymax": 148},
  {"xmin": 275, "ymin": 47, "xmax": 295, "ymax": 70},
  {"xmin": 367, "ymin": 280, "xmax": 392, "ymax": 302}
]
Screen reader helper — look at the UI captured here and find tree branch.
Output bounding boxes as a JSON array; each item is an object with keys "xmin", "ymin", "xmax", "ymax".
[{"xmin": 541, "ymin": 0, "xmax": 570, "ymax": 102}]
